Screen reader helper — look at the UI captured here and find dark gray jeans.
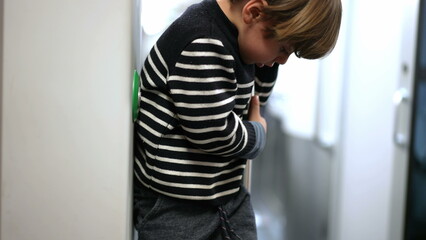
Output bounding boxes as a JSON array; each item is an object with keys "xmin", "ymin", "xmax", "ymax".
[{"xmin": 133, "ymin": 184, "xmax": 257, "ymax": 240}]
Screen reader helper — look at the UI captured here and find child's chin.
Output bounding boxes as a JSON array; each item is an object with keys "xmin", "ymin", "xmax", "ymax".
[{"xmin": 256, "ymin": 63, "xmax": 265, "ymax": 68}]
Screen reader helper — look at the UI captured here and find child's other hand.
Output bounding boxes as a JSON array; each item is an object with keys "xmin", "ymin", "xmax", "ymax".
[{"xmin": 248, "ymin": 95, "xmax": 267, "ymax": 133}]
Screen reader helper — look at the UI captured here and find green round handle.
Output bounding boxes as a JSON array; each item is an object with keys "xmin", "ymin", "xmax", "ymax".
[{"xmin": 132, "ymin": 70, "xmax": 140, "ymax": 122}]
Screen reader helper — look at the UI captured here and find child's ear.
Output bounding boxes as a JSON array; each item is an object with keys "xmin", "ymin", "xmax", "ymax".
[{"xmin": 242, "ymin": 0, "xmax": 268, "ymax": 24}]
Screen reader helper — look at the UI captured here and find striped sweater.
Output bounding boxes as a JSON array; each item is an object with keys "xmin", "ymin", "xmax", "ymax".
[{"xmin": 134, "ymin": 0, "xmax": 278, "ymax": 206}]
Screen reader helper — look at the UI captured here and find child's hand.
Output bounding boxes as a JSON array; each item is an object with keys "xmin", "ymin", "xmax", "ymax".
[{"xmin": 248, "ymin": 95, "xmax": 267, "ymax": 133}]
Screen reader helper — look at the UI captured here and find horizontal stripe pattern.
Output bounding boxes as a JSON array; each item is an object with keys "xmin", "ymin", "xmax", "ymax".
[
  {"xmin": 134, "ymin": 37, "xmax": 255, "ymax": 204},
  {"xmin": 134, "ymin": 9, "xmax": 277, "ymax": 204},
  {"xmin": 254, "ymin": 64, "xmax": 278, "ymax": 105}
]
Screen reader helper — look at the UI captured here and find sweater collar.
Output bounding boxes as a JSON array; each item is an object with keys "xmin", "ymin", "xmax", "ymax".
[{"xmin": 203, "ymin": 0, "xmax": 239, "ymax": 48}]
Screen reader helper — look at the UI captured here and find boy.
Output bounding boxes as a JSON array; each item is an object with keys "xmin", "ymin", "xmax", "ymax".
[{"xmin": 133, "ymin": 0, "xmax": 341, "ymax": 239}]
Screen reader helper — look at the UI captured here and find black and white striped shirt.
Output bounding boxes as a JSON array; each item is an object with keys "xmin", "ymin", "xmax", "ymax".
[{"xmin": 134, "ymin": 0, "xmax": 278, "ymax": 206}]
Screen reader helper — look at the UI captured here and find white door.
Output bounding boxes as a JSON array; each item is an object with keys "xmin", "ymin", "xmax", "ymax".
[
  {"xmin": 389, "ymin": 0, "xmax": 419, "ymax": 239},
  {"xmin": 328, "ymin": 1, "xmax": 419, "ymax": 240}
]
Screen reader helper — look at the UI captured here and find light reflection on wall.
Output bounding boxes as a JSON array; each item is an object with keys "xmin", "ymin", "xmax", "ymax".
[
  {"xmin": 269, "ymin": 56, "xmax": 320, "ymax": 139},
  {"xmin": 140, "ymin": 0, "xmax": 201, "ymax": 60}
]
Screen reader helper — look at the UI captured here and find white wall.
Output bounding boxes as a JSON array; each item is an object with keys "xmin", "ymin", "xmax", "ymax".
[
  {"xmin": 329, "ymin": 1, "xmax": 412, "ymax": 240},
  {"xmin": 0, "ymin": 1, "xmax": 133, "ymax": 239},
  {"xmin": 270, "ymin": 57, "xmax": 320, "ymax": 139}
]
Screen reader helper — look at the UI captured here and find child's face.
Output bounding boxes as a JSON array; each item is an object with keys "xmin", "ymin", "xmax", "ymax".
[{"xmin": 238, "ymin": 21, "xmax": 294, "ymax": 68}]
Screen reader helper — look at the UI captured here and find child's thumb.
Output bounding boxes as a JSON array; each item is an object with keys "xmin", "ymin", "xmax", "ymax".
[{"xmin": 249, "ymin": 95, "xmax": 260, "ymax": 112}]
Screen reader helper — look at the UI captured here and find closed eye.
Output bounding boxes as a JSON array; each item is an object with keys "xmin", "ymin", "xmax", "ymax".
[
  {"xmin": 279, "ymin": 46, "xmax": 289, "ymax": 55},
  {"xmin": 280, "ymin": 43, "xmax": 294, "ymax": 56}
]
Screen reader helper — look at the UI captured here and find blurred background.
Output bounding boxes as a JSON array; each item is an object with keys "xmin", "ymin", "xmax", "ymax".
[{"xmin": 1, "ymin": 0, "xmax": 425, "ymax": 240}]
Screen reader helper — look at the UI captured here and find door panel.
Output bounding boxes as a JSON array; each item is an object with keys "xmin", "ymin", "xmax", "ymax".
[{"xmin": 405, "ymin": 0, "xmax": 426, "ymax": 235}]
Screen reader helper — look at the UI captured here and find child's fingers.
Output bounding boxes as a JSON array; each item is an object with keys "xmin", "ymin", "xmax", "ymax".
[
  {"xmin": 249, "ymin": 95, "xmax": 260, "ymax": 114},
  {"xmin": 248, "ymin": 95, "xmax": 267, "ymax": 132}
]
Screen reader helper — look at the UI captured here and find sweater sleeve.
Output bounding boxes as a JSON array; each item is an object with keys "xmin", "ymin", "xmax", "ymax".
[
  {"xmin": 254, "ymin": 64, "xmax": 279, "ymax": 106},
  {"xmin": 240, "ymin": 121, "xmax": 266, "ymax": 159},
  {"xmin": 168, "ymin": 38, "xmax": 257, "ymax": 157}
]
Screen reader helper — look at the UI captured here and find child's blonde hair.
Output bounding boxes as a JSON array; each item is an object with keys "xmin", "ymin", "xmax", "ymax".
[{"xmin": 235, "ymin": 0, "xmax": 342, "ymax": 59}]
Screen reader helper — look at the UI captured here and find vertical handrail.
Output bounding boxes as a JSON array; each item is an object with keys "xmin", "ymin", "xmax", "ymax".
[{"xmin": 244, "ymin": 160, "xmax": 252, "ymax": 192}]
